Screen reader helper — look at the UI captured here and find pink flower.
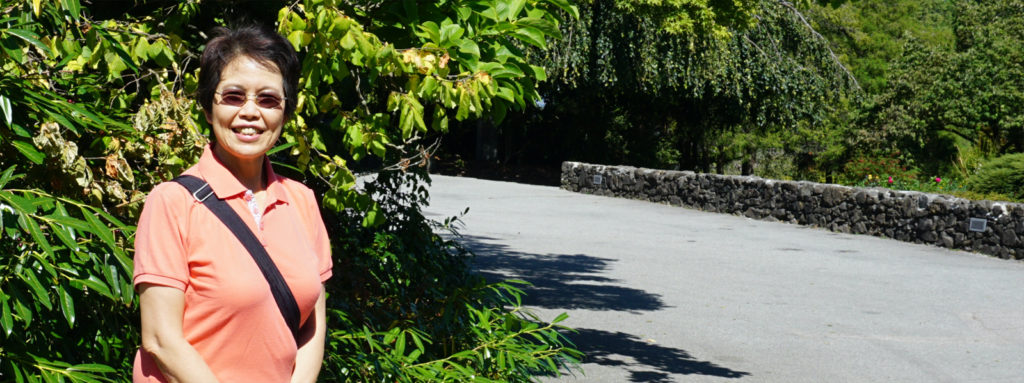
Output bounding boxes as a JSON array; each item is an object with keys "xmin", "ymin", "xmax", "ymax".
[
  {"xmin": 934, "ymin": 177, "xmax": 942, "ymax": 183},
  {"xmin": 888, "ymin": 176, "xmax": 893, "ymax": 184}
]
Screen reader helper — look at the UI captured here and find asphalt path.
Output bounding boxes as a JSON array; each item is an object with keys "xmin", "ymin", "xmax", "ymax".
[{"xmin": 421, "ymin": 175, "xmax": 1024, "ymax": 383}]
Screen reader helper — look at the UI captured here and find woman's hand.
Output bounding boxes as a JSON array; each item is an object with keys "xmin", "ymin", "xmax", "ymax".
[
  {"xmin": 139, "ymin": 284, "xmax": 220, "ymax": 383},
  {"xmin": 291, "ymin": 285, "xmax": 327, "ymax": 383}
]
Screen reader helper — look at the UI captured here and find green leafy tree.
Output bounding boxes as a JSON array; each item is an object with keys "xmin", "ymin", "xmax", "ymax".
[
  {"xmin": 852, "ymin": 0, "xmax": 1024, "ymax": 176},
  {"xmin": 484, "ymin": 0, "xmax": 854, "ymax": 178},
  {"xmin": 805, "ymin": 0, "xmax": 954, "ymax": 94}
]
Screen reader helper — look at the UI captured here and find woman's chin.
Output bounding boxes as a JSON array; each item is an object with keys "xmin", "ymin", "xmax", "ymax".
[{"xmin": 215, "ymin": 140, "xmax": 272, "ymax": 163}]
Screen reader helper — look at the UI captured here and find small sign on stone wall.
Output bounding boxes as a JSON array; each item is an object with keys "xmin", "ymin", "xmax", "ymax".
[
  {"xmin": 592, "ymin": 174, "xmax": 603, "ymax": 186},
  {"xmin": 969, "ymin": 218, "xmax": 987, "ymax": 232}
]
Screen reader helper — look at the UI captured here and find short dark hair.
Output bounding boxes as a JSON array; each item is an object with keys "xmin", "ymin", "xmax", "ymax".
[{"xmin": 198, "ymin": 25, "xmax": 300, "ymax": 119}]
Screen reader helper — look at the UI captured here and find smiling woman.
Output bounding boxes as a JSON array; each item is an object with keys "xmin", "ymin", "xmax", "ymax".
[{"xmin": 132, "ymin": 25, "xmax": 331, "ymax": 383}]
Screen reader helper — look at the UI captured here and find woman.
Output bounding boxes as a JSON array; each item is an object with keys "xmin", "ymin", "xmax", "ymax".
[{"xmin": 133, "ymin": 25, "xmax": 331, "ymax": 382}]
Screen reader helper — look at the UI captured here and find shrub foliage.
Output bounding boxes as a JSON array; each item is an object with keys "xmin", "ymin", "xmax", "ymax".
[{"xmin": 967, "ymin": 153, "xmax": 1024, "ymax": 201}]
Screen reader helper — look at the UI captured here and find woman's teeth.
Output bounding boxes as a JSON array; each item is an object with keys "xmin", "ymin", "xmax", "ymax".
[{"xmin": 236, "ymin": 127, "xmax": 259, "ymax": 135}]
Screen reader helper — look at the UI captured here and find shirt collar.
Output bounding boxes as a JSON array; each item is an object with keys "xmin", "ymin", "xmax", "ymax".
[{"xmin": 196, "ymin": 144, "xmax": 289, "ymax": 205}]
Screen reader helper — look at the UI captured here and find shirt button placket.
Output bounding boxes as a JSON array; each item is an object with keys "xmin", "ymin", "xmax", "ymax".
[{"xmin": 243, "ymin": 190, "xmax": 268, "ymax": 246}]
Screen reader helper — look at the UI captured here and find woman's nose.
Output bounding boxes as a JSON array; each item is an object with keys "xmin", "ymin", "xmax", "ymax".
[{"xmin": 237, "ymin": 99, "xmax": 261, "ymax": 119}]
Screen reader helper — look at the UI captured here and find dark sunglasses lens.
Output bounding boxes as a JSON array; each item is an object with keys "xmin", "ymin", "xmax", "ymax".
[
  {"xmin": 220, "ymin": 93, "xmax": 246, "ymax": 106},
  {"xmin": 256, "ymin": 95, "xmax": 282, "ymax": 109}
]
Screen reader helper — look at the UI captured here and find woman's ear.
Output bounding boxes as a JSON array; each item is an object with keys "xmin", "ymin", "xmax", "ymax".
[{"xmin": 204, "ymin": 109, "xmax": 212, "ymax": 124}]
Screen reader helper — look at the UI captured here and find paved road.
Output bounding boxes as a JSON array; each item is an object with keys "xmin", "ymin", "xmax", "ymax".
[{"xmin": 421, "ymin": 175, "xmax": 1024, "ymax": 383}]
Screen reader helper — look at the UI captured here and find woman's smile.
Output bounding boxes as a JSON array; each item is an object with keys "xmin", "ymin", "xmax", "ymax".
[{"xmin": 232, "ymin": 125, "xmax": 265, "ymax": 142}]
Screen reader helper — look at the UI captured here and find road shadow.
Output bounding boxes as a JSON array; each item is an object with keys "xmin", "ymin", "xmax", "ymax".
[
  {"xmin": 455, "ymin": 235, "xmax": 750, "ymax": 380},
  {"xmin": 572, "ymin": 328, "xmax": 751, "ymax": 381},
  {"xmin": 458, "ymin": 235, "xmax": 665, "ymax": 312}
]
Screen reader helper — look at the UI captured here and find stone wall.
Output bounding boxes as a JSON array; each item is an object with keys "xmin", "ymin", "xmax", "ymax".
[{"xmin": 561, "ymin": 162, "xmax": 1024, "ymax": 260}]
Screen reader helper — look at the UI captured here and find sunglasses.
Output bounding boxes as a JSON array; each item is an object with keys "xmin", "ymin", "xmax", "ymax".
[{"xmin": 215, "ymin": 90, "xmax": 286, "ymax": 109}]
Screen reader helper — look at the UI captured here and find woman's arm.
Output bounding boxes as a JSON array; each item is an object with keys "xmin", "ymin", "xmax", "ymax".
[
  {"xmin": 291, "ymin": 285, "xmax": 327, "ymax": 383},
  {"xmin": 138, "ymin": 284, "xmax": 220, "ymax": 383}
]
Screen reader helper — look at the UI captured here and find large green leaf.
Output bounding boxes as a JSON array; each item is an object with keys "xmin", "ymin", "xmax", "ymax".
[
  {"xmin": 44, "ymin": 213, "xmax": 91, "ymax": 233},
  {"xmin": 57, "ymin": 285, "xmax": 75, "ymax": 326},
  {"xmin": 69, "ymin": 275, "xmax": 114, "ymax": 300},
  {"xmin": 514, "ymin": 17, "xmax": 561, "ymax": 38},
  {"xmin": 0, "ymin": 93, "xmax": 12, "ymax": 126},
  {"xmin": 505, "ymin": 0, "xmax": 527, "ymax": 20},
  {"xmin": 7, "ymin": 284, "xmax": 33, "ymax": 327},
  {"xmin": 3, "ymin": 28, "xmax": 52, "ymax": 57},
  {"xmin": 1, "ymin": 296, "xmax": 13, "ymax": 336},
  {"xmin": 7, "ymin": 359, "xmax": 25, "ymax": 382},
  {"xmin": 457, "ymin": 38, "xmax": 480, "ymax": 58},
  {"xmin": 266, "ymin": 141, "xmax": 297, "ymax": 156},
  {"xmin": 60, "ymin": 0, "xmax": 83, "ymax": 21},
  {"xmin": 67, "ymin": 363, "xmax": 115, "ymax": 374},
  {"xmin": 510, "ymin": 26, "xmax": 547, "ymax": 48},
  {"xmin": 543, "ymin": 0, "xmax": 579, "ymax": 19},
  {"xmin": 17, "ymin": 213, "xmax": 53, "ymax": 257},
  {"xmin": 94, "ymin": 25, "xmax": 140, "ymax": 74},
  {"xmin": 0, "ymin": 165, "xmax": 21, "ymax": 189},
  {"xmin": 11, "ymin": 140, "xmax": 45, "ymax": 164},
  {"xmin": 46, "ymin": 220, "xmax": 78, "ymax": 251},
  {"xmin": 439, "ymin": 23, "xmax": 465, "ymax": 46},
  {"xmin": 20, "ymin": 266, "xmax": 53, "ymax": 311},
  {"xmin": 416, "ymin": 22, "xmax": 441, "ymax": 43},
  {"xmin": 80, "ymin": 206, "xmax": 116, "ymax": 250}
]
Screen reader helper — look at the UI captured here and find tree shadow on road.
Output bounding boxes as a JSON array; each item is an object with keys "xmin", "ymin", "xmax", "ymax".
[
  {"xmin": 457, "ymin": 235, "xmax": 750, "ymax": 380},
  {"xmin": 572, "ymin": 328, "xmax": 751, "ymax": 381},
  {"xmin": 458, "ymin": 235, "xmax": 664, "ymax": 312}
]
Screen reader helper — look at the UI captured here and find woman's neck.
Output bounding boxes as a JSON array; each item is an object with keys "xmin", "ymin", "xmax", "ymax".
[{"xmin": 213, "ymin": 144, "xmax": 266, "ymax": 191}]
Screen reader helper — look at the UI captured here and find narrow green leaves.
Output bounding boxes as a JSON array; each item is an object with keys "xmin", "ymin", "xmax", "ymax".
[
  {"xmin": 18, "ymin": 213, "xmax": 53, "ymax": 257},
  {"xmin": 80, "ymin": 206, "xmax": 115, "ymax": 249},
  {"xmin": 11, "ymin": 140, "xmax": 45, "ymax": 164},
  {"xmin": 57, "ymin": 286, "xmax": 75, "ymax": 326},
  {"xmin": 0, "ymin": 94, "xmax": 12, "ymax": 126},
  {"xmin": 20, "ymin": 266, "xmax": 53, "ymax": 311},
  {"xmin": 3, "ymin": 28, "xmax": 53, "ymax": 57},
  {"xmin": 59, "ymin": 0, "xmax": 83, "ymax": 21},
  {"xmin": 0, "ymin": 166, "xmax": 21, "ymax": 189},
  {"xmin": 1, "ymin": 295, "xmax": 13, "ymax": 335}
]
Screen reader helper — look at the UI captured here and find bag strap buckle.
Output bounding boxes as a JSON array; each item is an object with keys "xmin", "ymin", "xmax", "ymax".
[{"xmin": 191, "ymin": 183, "xmax": 214, "ymax": 203}]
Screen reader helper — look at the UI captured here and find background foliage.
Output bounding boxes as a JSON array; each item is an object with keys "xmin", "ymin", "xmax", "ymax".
[
  {"xmin": 438, "ymin": 0, "xmax": 1024, "ymax": 202},
  {"xmin": 441, "ymin": 0, "xmax": 856, "ymax": 180},
  {"xmin": 1, "ymin": 0, "xmax": 581, "ymax": 381}
]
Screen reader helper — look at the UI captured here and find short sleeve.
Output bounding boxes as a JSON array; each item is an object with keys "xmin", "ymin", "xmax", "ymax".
[{"xmin": 133, "ymin": 182, "xmax": 191, "ymax": 291}]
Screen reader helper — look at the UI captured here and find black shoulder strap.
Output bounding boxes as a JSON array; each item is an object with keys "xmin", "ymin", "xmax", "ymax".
[{"xmin": 172, "ymin": 175, "xmax": 301, "ymax": 340}]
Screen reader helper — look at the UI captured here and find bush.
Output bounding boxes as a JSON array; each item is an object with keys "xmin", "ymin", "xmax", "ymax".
[
  {"xmin": 967, "ymin": 152, "xmax": 1024, "ymax": 201},
  {"xmin": 839, "ymin": 152, "xmax": 919, "ymax": 185},
  {"xmin": 322, "ymin": 169, "xmax": 580, "ymax": 382}
]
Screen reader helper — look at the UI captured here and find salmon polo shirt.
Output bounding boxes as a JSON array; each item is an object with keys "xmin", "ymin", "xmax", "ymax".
[{"xmin": 132, "ymin": 145, "xmax": 332, "ymax": 382}]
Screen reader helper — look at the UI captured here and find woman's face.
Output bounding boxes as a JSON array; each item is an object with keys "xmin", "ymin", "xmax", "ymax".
[{"xmin": 208, "ymin": 55, "xmax": 286, "ymax": 165}]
